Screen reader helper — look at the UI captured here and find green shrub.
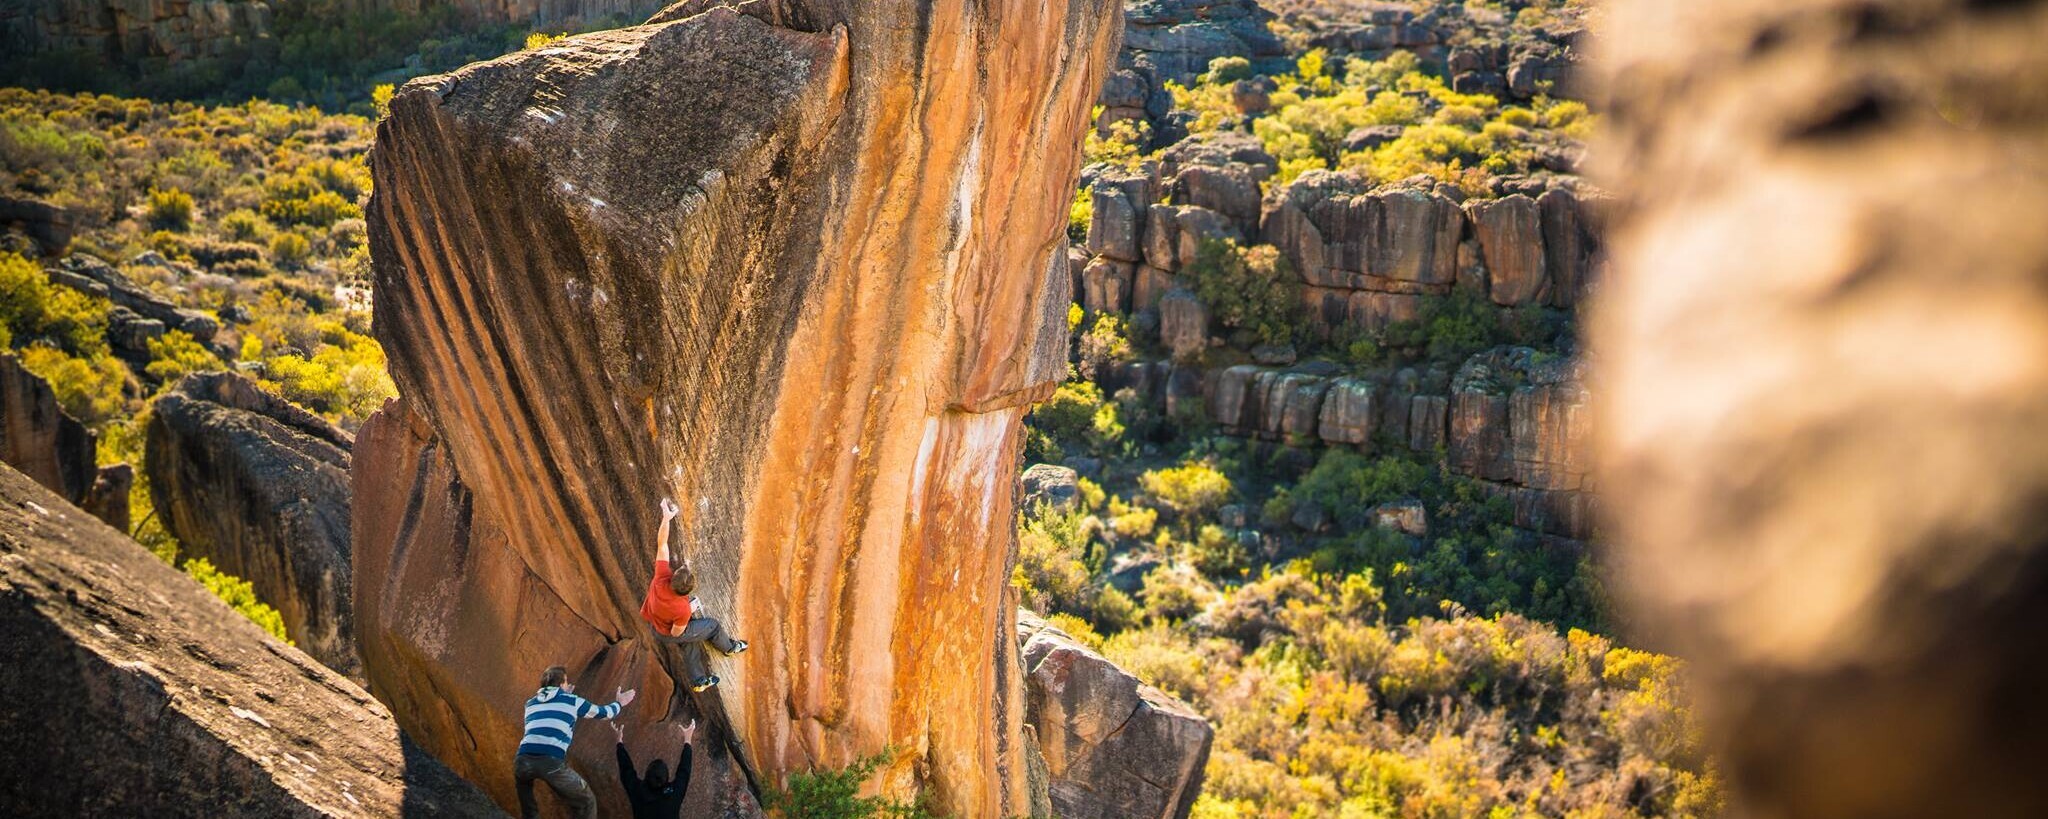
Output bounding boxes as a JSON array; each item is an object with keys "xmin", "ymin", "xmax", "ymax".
[
  {"xmin": 18, "ymin": 345, "xmax": 129, "ymax": 424},
  {"xmin": 1013, "ymin": 504, "xmax": 1097, "ymax": 615},
  {"xmin": 1187, "ymin": 523, "xmax": 1249, "ymax": 575},
  {"xmin": 1183, "ymin": 239, "xmax": 1302, "ymax": 347},
  {"xmin": 183, "ymin": 557, "xmax": 293, "ymax": 644},
  {"xmin": 144, "ymin": 329, "xmax": 224, "ymax": 383},
  {"xmin": 1076, "ymin": 313, "xmax": 1132, "ymax": 380},
  {"xmin": 146, "ymin": 187, "xmax": 195, "ymax": 230},
  {"xmin": 0, "ymin": 253, "xmax": 111, "ymax": 356},
  {"xmin": 268, "ymin": 232, "xmax": 312, "ymax": 266},
  {"xmin": 762, "ymin": 749, "xmax": 935, "ymax": 819},
  {"xmin": 1068, "ymin": 185, "xmax": 1092, "ymax": 243},
  {"xmin": 1024, "ymin": 379, "xmax": 1122, "ymax": 462},
  {"xmin": 1204, "ymin": 56, "xmax": 1253, "ymax": 84},
  {"xmin": 218, "ymin": 209, "xmax": 274, "ymax": 242},
  {"xmin": 1139, "ymin": 459, "xmax": 1233, "ymax": 521},
  {"xmin": 1083, "ymin": 113, "xmax": 1148, "ymax": 171}
]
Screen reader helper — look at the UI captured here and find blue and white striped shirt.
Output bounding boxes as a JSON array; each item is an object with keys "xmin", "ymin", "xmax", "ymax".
[{"xmin": 518, "ymin": 687, "xmax": 620, "ymax": 759}]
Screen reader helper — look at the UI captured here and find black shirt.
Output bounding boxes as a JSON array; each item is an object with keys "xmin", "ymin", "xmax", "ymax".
[{"xmin": 616, "ymin": 741, "xmax": 691, "ymax": 819}]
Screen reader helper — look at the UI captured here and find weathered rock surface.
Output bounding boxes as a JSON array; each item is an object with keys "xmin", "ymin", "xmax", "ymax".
[
  {"xmin": 0, "ymin": 463, "xmax": 501, "ymax": 817},
  {"xmin": 52, "ymin": 254, "xmax": 219, "ymax": 343},
  {"xmin": 1158, "ymin": 288, "xmax": 1208, "ymax": 361},
  {"xmin": 1204, "ymin": 346, "xmax": 1592, "ymax": 539},
  {"xmin": 0, "ymin": 353, "xmax": 130, "ymax": 530},
  {"xmin": 1, "ymin": 0, "xmax": 671, "ymax": 68},
  {"xmin": 1107, "ymin": 0, "xmax": 1289, "ymax": 139},
  {"xmin": 0, "ymin": 195, "xmax": 75, "ymax": 255},
  {"xmin": 360, "ymin": 1, "xmax": 1120, "ymax": 815},
  {"xmin": 1018, "ymin": 610, "xmax": 1211, "ymax": 819},
  {"xmin": 1465, "ymin": 194, "xmax": 1547, "ymax": 306},
  {"xmin": 147, "ymin": 372, "xmax": 358, "ymax": 677},
  {"xmin": 1592, "ymin": 0, "xmax": 2048, "ymax": 815},
  {"xmin": 1021, "ymin": 463, "xmax": 1082, "ymax": 513}
]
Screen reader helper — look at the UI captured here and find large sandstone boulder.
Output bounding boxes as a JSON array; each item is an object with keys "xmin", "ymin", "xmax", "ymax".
[
  {"xmin": 0, "ymin": 463, "xmax": 500, "ymax": 817},
  {"xmin": 359, "ymin": 1, "xmax": 1120, "ymax": 815},
  {"xmin": 1018, "ymin": 611, "xmax": 1211, "ymax": 819},
  {"xmin": 146, "ymin": 372, "xmax": 358, "ymax": 677},
  {"xmin": 0, "ymin": 354, "xmax": 130, "ymax": 530},
  {"xmin": 1465, "ymin": 194, "xmax": 1548, "ymax": 306},
  {"xmin": 1591, "ymin": 0, "xmax": 2048, "ymax": 816}
]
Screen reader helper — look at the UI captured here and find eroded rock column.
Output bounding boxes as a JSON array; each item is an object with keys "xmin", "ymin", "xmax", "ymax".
[{"xmin": 359, "ymin": 1, "xmax": 1120, "ymax": 815}]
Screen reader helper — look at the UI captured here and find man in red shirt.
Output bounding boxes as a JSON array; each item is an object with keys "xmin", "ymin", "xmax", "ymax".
[{"xmin": 642, "ymin": 498, "xmax": 747, "ymax": 692}]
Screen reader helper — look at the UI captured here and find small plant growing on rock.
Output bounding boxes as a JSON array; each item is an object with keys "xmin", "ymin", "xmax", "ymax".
[
  {"xmin": 1184, "ymin": 238, "xmax": 1303, "ymax": 348},
  {"xmin": 762, "ymin": 747, "xmax": 937, "ymax": 819}
]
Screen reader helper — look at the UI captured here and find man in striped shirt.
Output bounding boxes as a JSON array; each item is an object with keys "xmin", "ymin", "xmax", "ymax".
[{"xmin": 514, "ymin": 665, "xmax": 637, "ymax": 819}]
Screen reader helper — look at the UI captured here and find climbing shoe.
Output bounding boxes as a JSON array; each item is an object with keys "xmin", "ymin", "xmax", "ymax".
[
  {"xmin": 690, "ymin": 675, "xmax": 719, "ymax": 692},
  {"xmin": 726, "ymin": 640, "xmax": 748, "ymax": 655}
]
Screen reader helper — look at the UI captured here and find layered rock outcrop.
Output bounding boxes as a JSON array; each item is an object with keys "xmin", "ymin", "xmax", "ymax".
[
  {"xmin": 359, "ymin": 1, "xmax": 1120, "ymax": 815},
  {"xmin": 1018, "ymin": 611, "xmax": 1212, "ymax": 819},
  {"xmin": 0, "ymin": 462, "xmax": 500, "ymax": 817},
  {"xmin": 147, "ymin": 371, "xmax": 358, "ymax": 676},
  {"xmin": 1098, "ymin": 0, "xmax": 1289, "ymax": 138},
  {"xmin": 1109, "ymin": 345, "xmax": 1594, "ymax": 541},
  {"xmin": 48, "ymin": 254, "xmax": 226, "ymax": 366},
  {"xmin": 0, "ymin": 0, "xmax": 273, "ymax": 65},
  {"xmin": 0, "ymin": 0, "xmax": 670, "ymax": 67},
  {"xmin": 1591, "ymin": 0, "xmax": 2048, "ymax": 816},
  {"xmin": 0, "ymin": 353, "xmax": 131, "ymax": 530}
]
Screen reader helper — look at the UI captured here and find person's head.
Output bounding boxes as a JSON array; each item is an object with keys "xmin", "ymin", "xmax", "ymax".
[
  {"xmin": 644, "ymin": 759, "xmax": 670, "ymax": 788},
  {"xmin": 539, "ymin": 665, "xmax": 568, "ymax": 691},
  {"xmin": 669, "ymin": 564, "xmax": 696, "ymax": 596}
]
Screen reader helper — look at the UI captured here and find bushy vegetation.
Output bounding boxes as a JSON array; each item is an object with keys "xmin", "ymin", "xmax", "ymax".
[
  {"xmin": 1183, "ymin": 239, "xmax": 1304, "ymax": 349},
  {"xmin": 1106, "ymin": 566, "xmax": 1718, "ymax": 818},
  {"xmin": 762, "ymin": 749, "xmax": 937, "ymax": 819},
  {"xmin": 184, "ymin": 557, "xmax": 294, "ymax": 644},
  {"xmin": 1, "ymin": 89, "xmax": 395, "ymax": 427},
  {"xmin": 1171, "ymin": 48, "xmax": 1596, "ymax": 195},
  {"xmin": 1, "ymin": 89, "xmax": 392, "ymax": 641},
  {"xmin": 0, "ymin": 4, "xmax": 640, "ymax": 111},
  {"xmin": 1015, "ymin": 462, "xmax": 1711, "ymax": 816}
]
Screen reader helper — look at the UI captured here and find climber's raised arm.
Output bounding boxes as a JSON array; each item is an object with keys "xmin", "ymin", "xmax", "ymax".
[{"xmin": 655, "ymin": 497, "xmax": 679, "ymax": 564}]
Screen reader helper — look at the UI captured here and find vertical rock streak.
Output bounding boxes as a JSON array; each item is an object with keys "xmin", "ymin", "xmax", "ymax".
[{"xmin": 361, "ymin": 1, "xmax": 1120, "ymax": 814}]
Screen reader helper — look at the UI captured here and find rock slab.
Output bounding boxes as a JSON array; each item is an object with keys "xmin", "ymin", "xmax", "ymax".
[
  {"xmin": 0, "ymin": 462, "xmax": 501, "ymax": 817},
  {"xmin": 146, "ymin": 371, "xmax": 359, "ymax": 677},
  {"xmin": 1018, "ymin": 610, "xmax": 1212, "ymax": 819}
]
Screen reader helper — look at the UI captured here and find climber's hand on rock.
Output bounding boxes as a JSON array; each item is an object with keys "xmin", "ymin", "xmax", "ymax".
[
  {"xmin": 616, "ymin": 687, "xmax": 638, "ymax": 708},
  {"xmin": 659, "ymin": 498, "xmax": 679, "ymax": 519}
]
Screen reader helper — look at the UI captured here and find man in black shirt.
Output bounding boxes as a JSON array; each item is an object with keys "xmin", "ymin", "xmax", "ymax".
[{"xmin": 613, "ymin": 719, "xmax": 693, "ymax": 819}]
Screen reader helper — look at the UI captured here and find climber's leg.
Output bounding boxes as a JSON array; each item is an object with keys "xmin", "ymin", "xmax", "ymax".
[
  {"xmin": 682, "ymin": 645, "xmax": 718, "ymax": 691},
  {"xmin": 676, "ymin": 615, "xmax": 741, "ymax": 654},
  {"xmin": 512, "ymin": 754, "xmax": 548, "ymax": 819},
  {"xmin": 542, "ymin": 762, "xmax": 598, "ymax": 819}
]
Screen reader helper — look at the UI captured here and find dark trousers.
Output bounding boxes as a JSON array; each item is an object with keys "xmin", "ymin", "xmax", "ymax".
[
  {"xmin": 657, "ymin": 615, "xmax": 736, "ymax": 679},
  {"xmin": 514, "ymin": 753, "xmax": 596, "ymax": 819}
]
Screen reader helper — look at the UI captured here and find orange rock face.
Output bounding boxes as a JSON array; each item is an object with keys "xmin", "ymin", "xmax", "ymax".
[{"xmin": 358, "ymin": 1, "xmax": 1121, "ymax": 815}]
